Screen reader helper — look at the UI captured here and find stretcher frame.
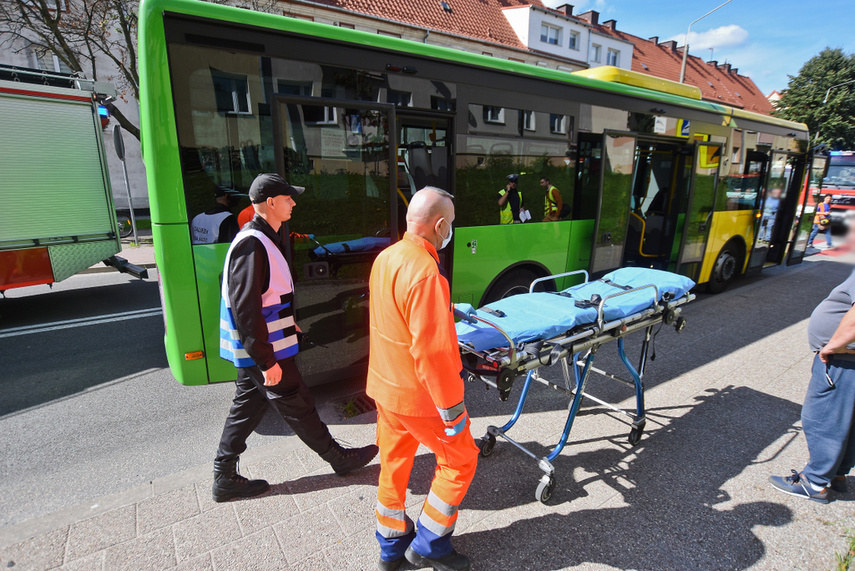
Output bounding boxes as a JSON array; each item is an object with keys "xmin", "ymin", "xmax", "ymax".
[{"xmin": 458, "ymin": 270, "xmax": 693, "ymax": 503}]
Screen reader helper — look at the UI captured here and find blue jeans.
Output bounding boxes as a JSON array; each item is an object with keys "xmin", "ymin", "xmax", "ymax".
[
  {"xmin": 808, "ymin": 223, "xmax": 831, "ymax": 247},
  {"xmin": 801, "ymin": 355, "xmax": 855, "ymax": 487}
]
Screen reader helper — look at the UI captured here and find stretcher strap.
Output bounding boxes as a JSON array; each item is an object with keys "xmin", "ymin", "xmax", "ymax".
[{"xmin": 603, "ymin": 279, "xmax": 633, "ymax": 291}]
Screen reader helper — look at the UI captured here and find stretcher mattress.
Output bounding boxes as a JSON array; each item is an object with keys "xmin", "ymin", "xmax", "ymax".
[
  {"xmin": 313, "ymin": 237, "xmax": 390, "ymax": 257},
  {"xmin": 456, "ymin": 268, "xmax": 695, "ymax": 352}
]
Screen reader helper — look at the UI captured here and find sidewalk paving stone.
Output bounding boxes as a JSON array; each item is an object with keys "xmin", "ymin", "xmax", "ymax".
[
  {"xmin": 174, "ymin": 552, "xmax": 213, "ymax": 571},
  {"xmin": 209, "ymin": 528, "xmax": 287, "ymax": 571},
  {"xmin": 273, "ymin": 504, "xmax": 343, "ymax": 564},
  {"xmin": 136, "ymin": 485, "xmax": 200, "ymax": 536},
  {"xmin": 58, "ymin": 550, "xmax": 104, "ymax": 571},
  {"xmin": 232, "ymin": 486, "xmax": 299, "ymax": 536},
  {"xmin": 173, "ymin": 505, "xmax": 241, "ymax": 563},
  {"xmin": 0, "ymin": 527, "xmax": 66, "ymax": 571},
  {"xmin": 65, "ymin": 505, "xmax": 136, "ymax": 562},
  {"xmin": 103, "ymin": 526, "xmax": 175, "ymax": 571}
]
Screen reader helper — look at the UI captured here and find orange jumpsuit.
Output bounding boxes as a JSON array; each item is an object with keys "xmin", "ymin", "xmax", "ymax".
[{"xmin": 367, "ymin": 232, "xmax": 479, "ymax": 561}]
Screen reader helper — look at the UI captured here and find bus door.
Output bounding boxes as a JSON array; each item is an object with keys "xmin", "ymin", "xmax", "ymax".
[
  {"xmin": 273, "ymin": 98, "xmax": 396, "ymax": 384},
  {"xmin": 396, "ymin": 112, "xmax": 454, "ymax": 268},
  {"xmin": 677, "ymin": 142, "xmax": 722, "ymax": 281},
  {"xmin": 789, "ymin": 154, "xmax": 829, "ymax": 265},
  {"xmin": 590, "ymin": 133, "xmax": 636, "ymax": 276},
  {"xmin": 742, "ymin": 150, "xmax": 771, "ymax": 274},
  {"xmin": 759, "ymin": 152, "xmax": 804, "ymax": 266}
]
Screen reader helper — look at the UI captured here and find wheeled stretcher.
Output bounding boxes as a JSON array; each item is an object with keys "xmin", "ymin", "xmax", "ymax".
[{"xmin": 454, "ymin": 267, "xmax": 694, "ymax": 503}]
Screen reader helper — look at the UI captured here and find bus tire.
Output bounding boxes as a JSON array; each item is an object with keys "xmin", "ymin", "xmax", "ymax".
[
  {"xmin": 707, "ymin": 243, "xmax": 740, "ymax": 294},
  {"xmin": 484, "ymin": 268, "xmax": 540, "ymax": 304}
]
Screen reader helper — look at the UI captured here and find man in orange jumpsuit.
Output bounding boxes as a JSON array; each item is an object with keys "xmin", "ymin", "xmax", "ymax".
[{"xmin": 367, "ymin": 187, "xmax": 479, "ymax": 571}]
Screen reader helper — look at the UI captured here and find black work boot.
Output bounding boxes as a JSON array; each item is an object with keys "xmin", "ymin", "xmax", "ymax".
[
  {"xmin": 212, "ymin": 458, "xmax": 269, "ymax": 502},
  {"xmin": 377, "ymin": 556, "xmax": 404, "ymax": 571},
  {"xmin": 320, "ymin": 441, "xmax": 379, "ymax": 476},
  {"xmin": 405, "ymin": 546, "xmax": 470, "ymax": 571}
]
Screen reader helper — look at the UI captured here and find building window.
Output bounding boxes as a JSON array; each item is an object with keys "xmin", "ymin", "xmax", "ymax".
[
  {"xmin": 549, "ymin": 113, "xmax": 566, "ymax": 134},
  {"xmin": 386, "ymin": 90, "xmax": 412, "ymax": 107},
  {"xmin": 33, "ymin": 50, "xmax": 73, "ymax": 74},
  {"xmin": 607, "ymin": 49, "xmax": 620, "ymax": 66},
  {"xmin": 484, "ymin": 106, "xmax": 505, "ymax": 125},
  {"xmin": 568, "ymin": 31, "xmax": 580, "ymax": 50},
  {"xmin": 482, "ymin": 51, "xmax": 493, "ymax": 57},
  {"xmin": 212, "ymin": 70, "xmax": 251, "ymax": 114},
  {"xmin": 337, "ymin": 22, "xmax": 355, "ymax": 29},
  {"xmin": 431, "ymin": 96, "xmax": 455, "ymax": 111},
  {"xmin": 523, "ymin": 110, "xmax": 536, "ymax": 132},
  {"xmin": 591, "ymin": 44, "xmax": 601, "ymax": 63},
  {"xmin": 378, "ymin": 30, "xmax": 402, "ymax": 38},
  {"xmin": 304, "ymin": 105, "xmax": 337, "ymax": 125},
  {"xmin": 540, "ymin": 24, "xmax": 561, "ymax": 46},
  {"xmin": 508, "ymin": 57, "xmax": 525, "ymax": 63},
  {"xmin": 277, "ymin": 80, "xmax": 312, "ymax": 96}
]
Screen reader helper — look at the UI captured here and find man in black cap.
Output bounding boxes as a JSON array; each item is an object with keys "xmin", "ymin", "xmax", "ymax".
[
  {"xmin": 215, "ymin": 173, "xmax": 378, "ymax": 502},
  {"xmin": 497, "ymin": 174, "xmax": 527, "ymax": 224},
  {"xmin": 190, "ymin": 187, "xmax": 240, "ymax": 244}
]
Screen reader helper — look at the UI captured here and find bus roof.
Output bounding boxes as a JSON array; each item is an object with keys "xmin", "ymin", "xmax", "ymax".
[
  {"xmin": 140, "ymin": 0, "xmax": 808, "ymax": 136},
  {"xmin": 572, "ymin": 66, "xmax": 703, "ymax": 101}
]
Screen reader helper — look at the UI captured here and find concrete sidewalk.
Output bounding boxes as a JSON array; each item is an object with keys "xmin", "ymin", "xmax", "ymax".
[{"xmin": 4, "ymin": 251, "xmax": 855, "ymax": 570}]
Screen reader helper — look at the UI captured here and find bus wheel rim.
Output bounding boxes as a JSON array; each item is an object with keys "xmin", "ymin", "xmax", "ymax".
[{"xmin": 716, "ymin": 251, "xmax": 736, "ymax": 281}]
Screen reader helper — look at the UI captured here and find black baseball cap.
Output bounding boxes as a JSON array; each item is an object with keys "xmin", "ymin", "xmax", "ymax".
[
  {"xmin": 507, "ymin": 174, "xmax": 520, "ymax": 182},
  {"xmin": 249, "ymin": 173, "xmax": 305, "ymax": 203}
]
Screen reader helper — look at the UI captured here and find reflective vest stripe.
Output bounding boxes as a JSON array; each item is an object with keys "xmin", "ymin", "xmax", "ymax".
[
  {"xmin": 220, "ymin": 229, "xmax": 298, "ymax": 367},
  {"xmin": 436, "ymin": 401, "xmax": 465, "ymax": 423}
]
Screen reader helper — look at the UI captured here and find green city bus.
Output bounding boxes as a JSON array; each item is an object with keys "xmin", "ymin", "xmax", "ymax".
[{"xmin": 139, "ymin": 0, "xmax": 813, "ymax": 386}]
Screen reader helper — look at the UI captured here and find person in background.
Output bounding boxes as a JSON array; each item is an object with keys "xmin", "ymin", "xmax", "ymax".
[
  {"xmin": 497, "ymin": 174, "xmax": 527, "ymax": 224},
  {"xmin": 760, "ymin": 187, "xmax": 782, "ymax": 242},
  {"xmin": 368, "ymin": 187, "xmax": 478, "ymax": 571},
  {"xmin": 190, "ymin": 187, "xmax": 240, "ymax": 245},
  {"xmin": 214, "ymin": 173, "xmax": 378, "ymax": 503},
  {"xmin": 770, "ymin": 225, "xmax": 855, "ymax": 502},
  {"xmin": 809, "ymin": 195, "xmax": 833, "ymax": 249},
  {"xmin": 541, "ymin": 176, "xmax": 564, "ymax": 222}
]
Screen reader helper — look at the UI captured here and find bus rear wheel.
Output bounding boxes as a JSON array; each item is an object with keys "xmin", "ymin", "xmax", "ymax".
[
  {"xmin": 708, "ymin": 244, "xmax": 740, "ymax": 294},
  {"xmin": 484, "ymin": 269, "xmax": 540, "ymax": 304}
]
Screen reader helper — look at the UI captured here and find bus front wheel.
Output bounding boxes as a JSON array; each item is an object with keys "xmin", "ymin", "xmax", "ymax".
[
  {"xmin": 484, "ymin": 269, "xmax": 540, "ymax": 304},
  {"xmin": 708, "ymin": 244, "xmax": 740, "ymax": 294}
]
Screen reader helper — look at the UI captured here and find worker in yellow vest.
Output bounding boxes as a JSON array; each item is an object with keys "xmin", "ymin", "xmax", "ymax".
[
  {"xmin": 497, "ymin": 174, "xmax": 527, "ymax": 224},
  {"xmin": 541, "ymin": 176, "xmax": 564, "ymax": 222}
]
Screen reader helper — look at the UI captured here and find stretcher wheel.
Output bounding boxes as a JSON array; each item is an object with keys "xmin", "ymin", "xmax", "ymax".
[
  {"xmin": 628, "ymin": 427, "xmax": 644, "ymax": 446},
  {"xmin": 479, "ymin": 434, "xmax": 496, "ymax": 457},
  {"xmin": 536, "ymin": 474, "xmax": 556, "ymax": 504},
  {"xmin": 674, "ymin": 316, "xmax": 687, "ymax": 333}
]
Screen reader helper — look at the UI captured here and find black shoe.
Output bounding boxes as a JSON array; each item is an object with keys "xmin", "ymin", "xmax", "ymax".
[
  {"xmin": 405, "ymin": 546, "xmax": 470, "ymax": 571},
  {"xmin": 378, "ymin": 557, "xmax": 404, "ymax": 571},
  {"xmin": 212, "ymin": 458, "xmax": 269, "ymax": 502},
  {"xmin": 320, "ymin": 441, "xmax": 379, "ymax": 476},
  {"xmin": 831, "ymin": 476, "xmax": 849, "ymax": 493}
]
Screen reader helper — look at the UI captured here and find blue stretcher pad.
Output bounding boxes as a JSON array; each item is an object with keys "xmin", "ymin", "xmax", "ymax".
[
  {"xmin": 313, "ymin": 237, "xmax": 390, "ymax": 257},
  {"xmin": 456, "ymin": 268, "xmax": 695, "ymax": 352}
]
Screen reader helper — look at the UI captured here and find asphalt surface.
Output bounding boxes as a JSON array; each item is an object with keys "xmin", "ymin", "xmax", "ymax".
[{"xmin": 0, "ymin": 271, "xmax": 294, "ymax": 527}]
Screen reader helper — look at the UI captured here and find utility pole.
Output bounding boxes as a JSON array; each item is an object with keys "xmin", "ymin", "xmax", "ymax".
[{"xmin": 679, "ymin": 0, "xmax": 735, "ymax": 83}]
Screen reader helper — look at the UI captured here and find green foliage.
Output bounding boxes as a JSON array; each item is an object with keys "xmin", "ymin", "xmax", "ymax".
[{"xmin": 774, "ymin": 48, "xmax": 855, "ymax": 150}]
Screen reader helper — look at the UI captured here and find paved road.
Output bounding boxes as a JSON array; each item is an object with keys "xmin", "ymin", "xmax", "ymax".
[{"xmin": 0, "ymin": 272, "xmax": 294, "ymax": 527}]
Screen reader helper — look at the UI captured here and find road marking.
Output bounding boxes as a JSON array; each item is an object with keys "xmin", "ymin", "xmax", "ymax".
[{"xmin": 0, "ymin": 307, "xmax": 163, "ymax": 338}]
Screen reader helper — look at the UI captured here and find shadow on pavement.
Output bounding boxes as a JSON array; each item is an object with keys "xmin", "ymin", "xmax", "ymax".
[{"xmin": 455, "ymin": 385, "xmax": 800, "ymax": 570}]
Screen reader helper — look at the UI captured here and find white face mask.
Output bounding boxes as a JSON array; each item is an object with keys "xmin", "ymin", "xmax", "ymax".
[{"xmin": 438, "ymin": 218, "xmax": 453, "ymax": 250}]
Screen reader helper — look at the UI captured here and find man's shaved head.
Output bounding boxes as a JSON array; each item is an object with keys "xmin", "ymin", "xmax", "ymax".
[{"xmin": 406, "ymin": 187, "xmax": 455, "ymax": 249}]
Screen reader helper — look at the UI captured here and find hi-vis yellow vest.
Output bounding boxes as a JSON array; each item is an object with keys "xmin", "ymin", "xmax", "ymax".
[
  {"xmin": 544, "ymin": 185, "xmax": 560, "ymax": 215},
  {"xmin": 498, "ymin": 189, "xmax": 521, "ymax": 224}
]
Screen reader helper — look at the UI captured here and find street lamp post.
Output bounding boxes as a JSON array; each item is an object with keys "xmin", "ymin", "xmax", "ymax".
[
  {"xmin": 679, "ymin": 0, "xmax": 735, "ymax": 84},
  {"xmin": 814, "ymin": 78, "xmax": 855, "ymax": 144}
]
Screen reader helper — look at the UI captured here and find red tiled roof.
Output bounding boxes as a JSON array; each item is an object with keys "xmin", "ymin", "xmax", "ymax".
[
  {"xmin": 307, "ymin": 0, "xmax": 544, "ymax": 51},
  {"xmin": 594, "ymin": 26, "xmax": 773, "ymax": 115}
]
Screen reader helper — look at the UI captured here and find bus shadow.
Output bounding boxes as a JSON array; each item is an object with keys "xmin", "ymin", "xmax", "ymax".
[{"xmin": 456, "ymin": 385, "xmax": 800, "ymax": 570}]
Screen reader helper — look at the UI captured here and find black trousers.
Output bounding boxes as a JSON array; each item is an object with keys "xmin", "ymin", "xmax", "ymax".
[{"xmin": 216, "ymin": 358, "xmax": 334, "ymax": 462}]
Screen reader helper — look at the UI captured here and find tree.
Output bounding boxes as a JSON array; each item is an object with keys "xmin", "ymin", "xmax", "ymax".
[
  {"xmin": 774, "ymin": 48, "xmax": 855, "ymax": 150},
  {"xmin": 0, "ymin": 0, "xmax": 277, "ymax": 141}
]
